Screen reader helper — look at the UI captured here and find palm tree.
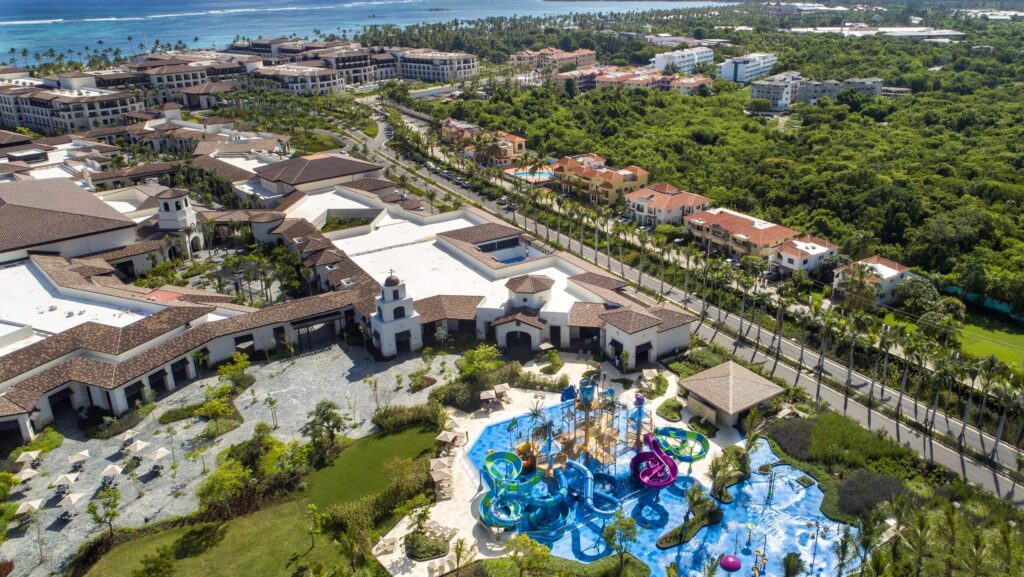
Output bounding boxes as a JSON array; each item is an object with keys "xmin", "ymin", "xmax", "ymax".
[
  {"xmin": 782, "ymin": 552, "xmax": 805, "ymax": 577},
  {"xmin": 451, "ymin": 537, "xmax": 477, "ymax": 577},
  {"xmin": 837, "ymin": 263, "xmax": 878, "ymax": 311},
  {"xmin": 702, "ymin": 557, "xmax": 720, "ymax": 577},
  {"xmin": 814, "ymin": 307, "xmax": 839, "ymax": 402},
  {"xmin": 844, "ymin": 311, "xmax": 875, "ymax": 408},
  {"xmin": 900, "ymin": 513, "xmax": 931, "ymax": 577},
  {"xmin": 856, "ymin": 512, "xmax": 882, "ymax": 567},
  {"xmin": 833, "ymin": 527, "xmax": 856, "ymax": 577},
  {"xmin": 681, "ymin": 243, "xmax": 700, "ymax": 301},
  {"xmin": 683, "ymin": 482, "xmax": 711, "ymax": 524}
]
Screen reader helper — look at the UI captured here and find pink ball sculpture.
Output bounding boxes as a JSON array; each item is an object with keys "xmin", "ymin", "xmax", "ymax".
[{"xmin": 720, "ymin": 555, "xmax": 742, "ymax": 572}]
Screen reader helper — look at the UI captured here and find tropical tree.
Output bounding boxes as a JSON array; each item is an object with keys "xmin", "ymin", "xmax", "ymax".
[
  {"xmin": 602, "ymin": 509, "xmax": 639, "ymax": 573},
  {"xmin": 782, "ymin": 552, "xmax": 805, "ymax": 577},
  {"xmin": 452, "ymin": 537, "xmax": 477, "ymax": 577},
  {"xmin": 86, "ymin": 487, "xmax": 121, "ymax": 538},
  {"xmin": 836, "ymin": 263, "xmax": 878, "ymax": 311},
  {"xmin": 833, "ymin": 526, "xmax": 856, "ymax": 577},
  {"xmin": 507, "ymin": 534, "xmax": 550, "ymax": 577}
]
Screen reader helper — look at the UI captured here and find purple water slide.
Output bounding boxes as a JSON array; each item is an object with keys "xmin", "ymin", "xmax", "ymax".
[{"xmin": 629, "ymin": 433, "xmax": 679, "ymax": 489}]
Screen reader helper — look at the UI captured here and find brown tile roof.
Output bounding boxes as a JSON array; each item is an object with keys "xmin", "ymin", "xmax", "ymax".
[
  {"xmin": 491, "ymin": 307, "xmax": 546, "ymax": 330},
  {"xmin": 625, "ymin": 184, "xmax": 712, "ymax": 211},
  {"xmin": 305, "ymin": 248, "xmax": 348, "ymax": 267},
  {"xmin": 189, "ymin": 155, "xmax": 257, "ymax": 183},
  {"xmin": 254, "ymin": 153, "xmax": 381, "ymax": 186},
  {"xmin": 568, "ymin": 302, "xmax": 618, "ymax": 328},
  {"xmin": 342, "ymin": 177, "xmax": 401, "ymax": 193},
  {"xmin": 0, "ymin": 179, "xmax": 136, "ymax": 252},
  {"xmin": 413, "ymin": 295, "xmax": 484, "ymax": 324},
  {"xmin": 569, "ymin": 272, "xmax": 628, "ymax": 292},
  {"xmin": 272, "ymin": 218, "xmax": 320, "ymax": 239},
  {"xmin": 685, "ymin": 209, "xmax": 799, "ymax": 246},
  {"xmin": 677, "ymin": 361, "xmax": 784, "ymax": 416},
  {"xmin": 437, "ymin": 223, "xmax": 520, "ymax": 245},
  {"xmin": 646, "ymin": 306, "xmax": 698, "ymax": 332},
  {"xmin": 598, "ymin": 309, "xmax": 662, "ymax": 334},
  {"xmin": 505, "ymin": 274, "xmax": 554, "ymax": 294},
  {"xmin": 179, "ymin": 81, "xmax": 235, "ymax": 95},
  {"xmin": 0, "ymin": 130, "xmax": 32, "ymax": 147}
]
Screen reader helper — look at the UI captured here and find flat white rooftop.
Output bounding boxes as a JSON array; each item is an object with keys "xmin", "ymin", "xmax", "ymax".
[
  {"xmin": 0, "ymin": 262, "xmax": 151, "ymax": 338},
  {"xmin": 351, "ymin": 241, "xmax": 582, "ymax": 311},
  {"xmin": 286, "ymin": 190, "xmax": 375, "ymax": 223},
  {"xmin": 333, "ymin": 213, "xmax": 481, "ymax": 256}
]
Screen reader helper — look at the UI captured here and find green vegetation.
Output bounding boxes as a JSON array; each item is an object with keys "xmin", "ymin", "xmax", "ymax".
[
  {"xmin": 9, "ymin": 426, "xmax": 63, "ymax": 460},
  {"xmin": 539, "ymin": 348, "xmax": 564, "ymax": 375},
  {"xmin": 655, "ymin": 398, "xmax": 683, "ymax": 421},
  {"xmin": 687, "ymin": 416, "xmax": 718, "ymax": 439},
  {"xmin": 480, "ymin": 551, "xmax": 649, "ymax": 577},
  {"xmin": 959, "ymin": 310, "xmax": 1024, "ymax": 372},
  {"xmin": 322, "ymin": 217, "xmax": 372, "ymax": 233}
]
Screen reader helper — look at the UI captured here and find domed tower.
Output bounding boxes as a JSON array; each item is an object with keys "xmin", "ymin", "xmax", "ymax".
[
  {"xmin": 370, "ymin": 270, "xmax": 422, "ymax": 357},
  {"xmin": 156, "ymin": 187, "xmax": 203, "ymax": 258}
]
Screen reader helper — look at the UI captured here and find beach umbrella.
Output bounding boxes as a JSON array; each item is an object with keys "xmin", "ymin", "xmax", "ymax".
[
  {"xmin": 101, "ymin": 464, "xmax": 123, "ymax": 477},
  {"xmin": 479, "ymin": 390, "xmax": 496, "ymax": 401},
  {"xmin": 54, "ymin": 472, "xmax": 79, "ymax": 486},
  {"xmin": 149, "ymin": 447, "xmax": 171, "ymax": 462},
  {"xmin": 116, "ymin": 429, "xmax": 138, "ymax": 441},
  {"xmin": 430, "ymin": 457, "xmax": 452, "ymax": 471},
  {"xmin": 435, "ymin": 431, "xmax": 456, "ymax": 444},
  {"xmin": 430, "ymin": 469, "xmax": 452, "ymax": 482},
  {"xmin": 125, "ymin": 439, "xmax": 150, "ymax": 453},
  {"xmin": 494, "ymin": 383, "xmax": 510, "ymax": 394},
  {"xmin": 444, "ymin": 419, "xmax": 458, "ymax": 431},
  {"xmin": 15, "ymin": 499, "xmax": 42, "ymax": 515},
  {"xmin": 14, "ymin": 468, "xmax": 38, "ymax": 482},
  {"xmin": 14, "ymin": 450, "xmax": 40, "ymax": 464},
  {"xmin": 68, "ymin": 450, "xmax": 90, "ymax": 464},
  {"xmin": 59, "ymin": 492, "xmax": 85, "ymax": 513}
]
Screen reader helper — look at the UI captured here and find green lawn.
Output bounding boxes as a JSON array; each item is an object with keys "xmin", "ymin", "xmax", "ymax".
[
  {"xmin": 87, "ymin": 429, "xmax": 435, "ymax": 577},
  {"xmin": 960, "ymin": 310, "xmax": 1024, "ymax": 371},
  {"xmin": 310, "ymin": 428, "xmax": 435, "ymax": 509}
]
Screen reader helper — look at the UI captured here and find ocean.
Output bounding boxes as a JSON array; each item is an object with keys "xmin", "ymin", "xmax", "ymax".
[{"xmin": 0, "ymin": 0, "xmax": 731, "ymax": 58}]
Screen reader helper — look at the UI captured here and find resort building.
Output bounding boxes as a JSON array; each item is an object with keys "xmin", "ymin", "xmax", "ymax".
[
  {"xmin": 512, "ymin": 48, "xmax": 597, "ymax": 71},
  {"xmin": 684, "ymin": 207, "xmax": 799, "ymax": 258},
  {"xmin": 440, "ymin": 117, "xmax": 484, "ymax": 144},
  {"xmin": 392, "ymin": 49, "xmax": 480, "ymax": 83},
  {"xmin": 625, "ymin": 183, "xmax": 712, "ymax": 226},
  {"xmin": 252, "ymin": 64, "xmax": 345, "ymax": 95},
  {"xmin": 677, "ymin": 361, "xmax": 784, "ymax": 426},
  {"xmin": 669, "ymin": 75, "xmax": 714, "ymax": 95},
  {"xmin": 768, "ymin": 235, "xmax": 839, "ymax": 276},
  {"xmin": 650, "ymin": 47, "xmax": 714, "ymax": 74},
  {"xmin": 752, "ymin": 71, "xmax": 885, "ymax": 110},
  {"xmin": 179, "ymin": 82, "xmax": 236, "ymax": 109},
  {"xmin": 0, "ymin": 73, "xmax": 143, "ymax": 135},
  {"xmin": 716, "ymin": 53, "xmax": 778, "ymax": 84},
  {"xmin": 243, "ymin": 152, "xmax": 383, "ymax": 206},
  {"xmin": 551, "ymin": 154, "xmax": 649, "ymax": 204},
  {"xmin": 833, "ymin": 255, "xmax": 912, "ymax": 305}
]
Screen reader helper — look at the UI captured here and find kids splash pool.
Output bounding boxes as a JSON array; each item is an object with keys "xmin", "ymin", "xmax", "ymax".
[{"xmin": 467, "ymin": 380, "xmax": 853, "ymax": 577}]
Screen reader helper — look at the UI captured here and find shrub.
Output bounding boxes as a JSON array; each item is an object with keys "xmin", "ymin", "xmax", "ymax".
[
  {"xmin": 408, "ymin": 368, "xmax": 437, "ymax": 392},
  {"xmin": 688, "ymin": 416, "xmax": 718, "ymax": 438},
  {"xmin": 540, "ymin": 349, "xmax": 564, "ymax": 375},
  {"xmin": 838, "ymin": 469, "xmax": 904, "ymax": 519},
  {"xmin": 685, "ymin": 348, "xmax": 725, "ymax": 369},
  {"xmin": 645, "ymin": 372, "xmax": 669, "ymax": 398},
  {"xmin": 372, "ymin": 402, "xmax": 446, "ymax": 433},
  {"xmin": 405, "ymin": 531, "xmax": 449, "ymax": 560},
  {"xmin": 159, "ymin": 403, "xmax": 203, "ymax": 424},
  {"xmin": 809, "ymin": 413, "xmax": 908, "ymax": 472},
  {"xmin": 770, "ymin": 418, "xmax": 814, "ymax": 461},
  {"xmin": 656, "ymin": 399, "xmax": 683, "ymax": 421},
  {"xmin": 9, "ymin": 427, "xmax": 63, "ymax": 460}
]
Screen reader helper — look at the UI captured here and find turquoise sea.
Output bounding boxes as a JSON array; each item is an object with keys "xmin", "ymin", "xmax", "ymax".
[{"xmin": 0, "ymin": 0, "xmax": 732, "ymax": 58}]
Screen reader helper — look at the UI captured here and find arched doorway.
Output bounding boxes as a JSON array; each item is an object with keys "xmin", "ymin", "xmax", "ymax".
[
  {"xmin": 190, "ymin": 236, "xmax": 201, "ymax": 254},
  {"xmin": 505, "ymin": 331, "xmax": 532, "ymax": 351}
]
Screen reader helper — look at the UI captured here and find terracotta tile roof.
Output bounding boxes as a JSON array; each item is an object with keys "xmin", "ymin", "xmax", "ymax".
[
  {"xmin": 305, "ymin": 248, "xmax": 348, "ymax": 267},
  {"xmin": 685, "ymin": 209, "xmax": 799, "ymax": 246},
  {"xmin": 179, "ymin": 81, "xmax": 235, "ymax": 95},
  {"xmin": 598, "ymin": 309, "xmax": 663, "ymax": 334},
  {"xmin": 189, "ymin": 154, "xmax": 255, "ymax": 182},
  {"xmin": 491, "ymin": 307, "xmax": 546, "ymax": 330},
  {"xmin": 625, "ymin": 184, "xmax": 712, "ymax": 210},
  {"xmin": 342, "ymin": 177, "xmax": 400, "ymax": 193},
  {"xmin": 677, "ymin": 361, "xmax": 784, "ymax": 416},
  {"xmin": 505, "ymin": 274, "xmax": 554, "ymax": 294},
  {"xmin": 0, "ymin": 130, "xmax": 32, "ymax": 147},
  {"xmin": 437, "ymin": 223, "xmax": 520, "ymax": 245},
  {"xmin": 646, "ymin": 306, "xmax": 698, "ymax": 332},
  {"xmin": 568, "ymin": 302, "xmax": 618, "ymax": 328},
  {"xmin": 0, "ymin": 179, "xmax": 136, "ymax": 252},
  {"xmin": 272, "ymin": 218, "xmax": 320, "ymax": 238},
  {"xmin": 413, "ymin": 295, "xmax": 484, "ymax": 324},
  {"xmin": 254, "ymin": 153, "xmax": 381, "ymax": 186}
]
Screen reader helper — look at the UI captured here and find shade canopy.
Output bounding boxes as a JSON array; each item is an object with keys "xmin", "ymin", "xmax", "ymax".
[
  {"xmin": 479, "ymin": 390, "xmax": 496, "ymax": 400},
  {"xmin": 126, "ymin": 440, "xmax": 151, "ymax": 453},
  {"xmin": 14, "ymin": 450, "xmax": 40, "ymax": 464},
  {"xmin": 68, "ymin": 450, "xmax": 90, "ymax": 464},
  {"xmin": 59, "ymin": 492, "xmax": 85, "ymax": 509},
  {"xmin": 15, "ymin": 499, "xmax": 42, "ymax": 515},
  {"xmin": 14, "ymin": 468, "xmax": 38, "ymax": 482},
  {"xmin": 101, "ymin": 464, "xmax": 124, "ymax": 477},
  {"xmin": 54, "ymin": 473, "xmax": 79, "ymax": 486},
  {"xmin": 493, "ymin": 383, "xmax": 510, "ymax": 394},
  {"xmin": 116, "ymin": 429, "xmax": 138, "ymax": 441},
  {"xmin": 430, "ymin": 457, "xmax": 453, "ymax": 471},
  {"xmin": 149, "ymin": 447, "xmax": 171, "ymax": 461},
  {"xmin": 435, "ymin": 431, "xmax": 457, "ymax": 443},
  {"xmin": 430, "ymin": 469, "xmax": 452, "ymax": 482}
]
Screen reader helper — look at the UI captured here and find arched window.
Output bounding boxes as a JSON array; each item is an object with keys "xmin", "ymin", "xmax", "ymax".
[
  {"xmin": 183, "ymin": 198, "xmax": 189, "ymax": 206},
  {"xmin": 175, "ymin": 201, "xmax": 182, "ymax": 210},
  {"xmin": 393, "ymin": 306, "xmax": 406, "ymax": 320},
  {"xmin": 163, "ymin": 202, "xmax": 169, "ymax": 211}
]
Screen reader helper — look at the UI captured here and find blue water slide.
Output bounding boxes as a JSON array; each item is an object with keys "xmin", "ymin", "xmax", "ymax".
[{"xmin": 566, "ymin": 459, "xmax": 618, "ymax": 517}]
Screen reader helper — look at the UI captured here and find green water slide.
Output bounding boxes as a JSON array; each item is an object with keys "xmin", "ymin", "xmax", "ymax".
[{"xmin": 656, "ymin": 427, "xmax": 710, "ymax": 463}]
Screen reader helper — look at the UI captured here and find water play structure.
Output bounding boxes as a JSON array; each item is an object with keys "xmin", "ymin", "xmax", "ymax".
[{"xmin": 478, "ymin": 376, "xmax": 708, "ymax": 534}]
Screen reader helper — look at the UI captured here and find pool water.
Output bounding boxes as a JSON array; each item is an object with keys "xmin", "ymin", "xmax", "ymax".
[
  {"xmin": 467, "ymin": 407, "xmax": 854, "ymax": 577},
  {"xmin": 499, "ymin": 256, "xmax": 527, "ymax": 264},
  {"xmin": 514, "ymin": 171, "xmax": 555, "ymax": 179}
]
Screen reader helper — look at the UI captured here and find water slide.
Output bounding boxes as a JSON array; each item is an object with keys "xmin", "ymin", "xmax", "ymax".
[
  {"xmin": 630, "ymin": 433, "xmax": 679, "ymax": 489},
  {"xmin": 566, "ymin": 460, "xmax": 618, "ymax": 517},
  {"xmin": 655, "ymin": 427, "xmax": 710, "ymax": 463},
  {"xmin": 526, "ymin": 469, "xmax": 571, "ymax": 531},
  {"xmin": 480, "ymin": 492, "xmax": 524, "ymax": 527},
  {"xmin": 480, "ymin": 451, "xmax": 526, "ymax": 528}
]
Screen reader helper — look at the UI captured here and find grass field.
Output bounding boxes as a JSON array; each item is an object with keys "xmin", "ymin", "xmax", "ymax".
[
  {"xmin": 960, "ymin": 310, "xmax": 1024, "ymax": 371},
  {"xmin": 86, "ymin": 429, "xmax": 435, "ymax": 577}
]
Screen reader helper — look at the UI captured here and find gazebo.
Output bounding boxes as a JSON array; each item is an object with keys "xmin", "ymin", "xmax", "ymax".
[{"xmin": 677, "ymin": 361, "xmax": 784, "ymax": 427}]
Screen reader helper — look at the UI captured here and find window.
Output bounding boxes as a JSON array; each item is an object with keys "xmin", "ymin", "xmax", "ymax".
[
  {"xmin": 392, "ymin": 289, "xmax": 399, "ymax": 300},
  {"xmin": 393, "ymin": 306, "xmax": 406, "ymax": 320},
  {"xmin": 175, "ymin": 201, "xmax": 182, "ymax": 210},
  {"xmin": 163, "ymin": 202, "xmax": 169, "ymax": 211}
]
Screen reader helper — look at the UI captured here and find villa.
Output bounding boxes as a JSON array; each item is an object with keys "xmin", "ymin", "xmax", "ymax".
[
  {"xmin": 512, "ymin": 48, "xmax": 597, "ymax": 71},
  {"xmin": 768, "ymin": 234, "xmax": 839, "ymax": 276},
  {"xmin": 832, "ymin": 255, "xmax": 912, "ymax": 305},
  {"xmin": 551, "ymin": 153, "xmax": 649, "ymax": 204},
  {"xmin": 625, "ymin": 183, "xmax": 712, "ymax": 226},
  {"xmin": 684, "ymin": 207, "xmax": 799, "ymax": 259}
]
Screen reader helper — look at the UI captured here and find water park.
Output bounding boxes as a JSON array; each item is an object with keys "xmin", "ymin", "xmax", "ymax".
[{"xmin": 465, "ymin": 374, "xmax": 854, "ymax": 577}]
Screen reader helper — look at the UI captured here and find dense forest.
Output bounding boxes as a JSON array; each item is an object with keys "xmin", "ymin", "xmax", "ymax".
[{"xmin": 395, "ymin": 15, "xmax": 1024, "ymax": 311}]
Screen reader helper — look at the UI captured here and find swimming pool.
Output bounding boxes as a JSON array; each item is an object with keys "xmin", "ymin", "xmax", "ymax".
[
  {"xmin": 513, "ymin": 171, "xmax": 555, "ymax": 179},
  {"xmin": 467, "ymin": 408, "xmax": 853, "ymax": 576},
  {"xmin": 499, "ymin": 256, "xmax": 527, "ymax": 264}
]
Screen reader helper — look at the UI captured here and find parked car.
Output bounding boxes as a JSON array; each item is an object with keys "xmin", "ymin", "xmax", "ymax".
[{"xmin": 497, "ymin": 196, "xmax": 508, "ymax": 205}]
